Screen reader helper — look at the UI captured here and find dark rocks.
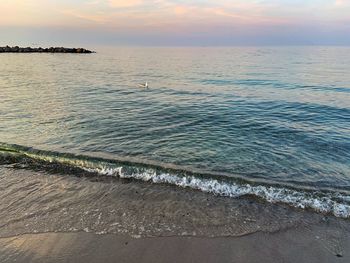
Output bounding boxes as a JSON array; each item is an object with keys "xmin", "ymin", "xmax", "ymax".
[{"xmin": 0, "ymin": 45, "xmax": 94, "ymax": 53}]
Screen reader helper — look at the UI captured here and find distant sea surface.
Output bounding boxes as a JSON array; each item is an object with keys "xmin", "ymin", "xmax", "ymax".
[{"xmin": 0, "ymin": 47, "xmax": 350, "ymax": 236}]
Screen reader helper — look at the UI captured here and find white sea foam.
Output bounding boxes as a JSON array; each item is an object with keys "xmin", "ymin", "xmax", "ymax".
[
  {"xmin": 1, "ymin": 143, "xmax": 350, "ymax": 219},
  {"xmin": 87, "ymin": 165, "xmax": 350, "ymax": 218}
]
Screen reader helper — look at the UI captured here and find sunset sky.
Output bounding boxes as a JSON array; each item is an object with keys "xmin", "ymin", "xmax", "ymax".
[{"xmin": 1, "ymin": 0, "xmax": 350, "ymax": 46}]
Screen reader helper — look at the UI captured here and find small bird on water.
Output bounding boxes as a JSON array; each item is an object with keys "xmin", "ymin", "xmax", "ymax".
[{"xmin": 138, "ymin": 82, "xmax": 148, "ymax": 88}]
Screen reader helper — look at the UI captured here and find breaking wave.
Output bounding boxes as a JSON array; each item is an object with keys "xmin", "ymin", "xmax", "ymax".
[{"xmin": 1, "ymin": 142, "xmax": 349, "ymax": 218}]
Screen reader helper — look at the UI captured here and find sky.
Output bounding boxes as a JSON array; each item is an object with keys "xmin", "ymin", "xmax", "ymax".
[{"xmin": 1, "ymin": 0, "xmax": 350, "ymax": 46}]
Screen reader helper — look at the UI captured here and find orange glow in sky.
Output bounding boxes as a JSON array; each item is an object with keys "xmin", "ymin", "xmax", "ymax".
[{"xmin": 1, "ymin": 0, "xmax": 350, "ymax": 45}]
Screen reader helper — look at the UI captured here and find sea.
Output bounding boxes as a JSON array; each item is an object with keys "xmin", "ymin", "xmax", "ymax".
[{"xmin": 0, "ymin": 46, "xmax": 349, "ymax": 238}]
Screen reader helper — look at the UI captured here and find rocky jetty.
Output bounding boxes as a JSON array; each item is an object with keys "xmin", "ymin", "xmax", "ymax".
[{"xmin": 0, "ymin": 46, "xmax": 94, "ymax": 53}]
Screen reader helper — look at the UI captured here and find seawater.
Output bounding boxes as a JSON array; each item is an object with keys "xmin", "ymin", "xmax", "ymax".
[{"xmin": 0, "ymin": 47, "xmax": 350, "ymax": 220}]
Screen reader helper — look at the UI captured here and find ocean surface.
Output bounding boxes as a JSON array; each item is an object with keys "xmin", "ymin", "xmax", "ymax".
[{"xmin": 0, "ymin": 47, "xmax": 350, "ymax": 237}]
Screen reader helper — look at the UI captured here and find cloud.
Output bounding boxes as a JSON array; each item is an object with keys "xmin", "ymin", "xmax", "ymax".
[
  {"xmin": 335, "ymin": 0, "xmax": 350, "ymax": 6},
  {"xmin": 108, "ymin": 0, "xmax": 143, "ymax": 8},
  {"xmin": 61, "ymin": 9, "xmax": 108, "ymax": 24},
  {"xmin": 174, "ymin": 6, "xmax": 189, "ymax": 15},
  {"xmin": 1, "ymin": 0, "xmax": 350, "ymax": 45}
]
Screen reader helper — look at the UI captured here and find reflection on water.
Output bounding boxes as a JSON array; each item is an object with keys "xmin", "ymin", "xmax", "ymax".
[{"xmin": 0, "ymin": 47, "xmax": 350, "ymax": 190}]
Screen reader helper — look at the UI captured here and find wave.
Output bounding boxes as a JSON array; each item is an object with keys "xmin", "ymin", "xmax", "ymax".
[{"xmin": 0, "ymin": 142, "xmax": 350, "ymax": 218}]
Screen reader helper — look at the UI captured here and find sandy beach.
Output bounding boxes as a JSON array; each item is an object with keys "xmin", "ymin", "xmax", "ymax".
[
  {"xmin": 1, "ymin": 222, "xmax": 349, "ymax": 263},
  {"xmin": 1, "ymin": 165, "xmax": 350, "ymax": 263}
]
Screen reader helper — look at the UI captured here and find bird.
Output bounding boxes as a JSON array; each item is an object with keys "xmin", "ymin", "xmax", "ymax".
[{"xmin": 138, "ymin": 82, "xmax": 148, "ymax": 88}]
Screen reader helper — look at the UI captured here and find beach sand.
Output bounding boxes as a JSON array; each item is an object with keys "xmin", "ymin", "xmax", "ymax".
[
  {"xmin": 1, "ymin": 166, "xmax": 350, "ymax": 262},
  {"xmin": 1, "ymin": 223, "xmax": 349, "ymax": 263}
]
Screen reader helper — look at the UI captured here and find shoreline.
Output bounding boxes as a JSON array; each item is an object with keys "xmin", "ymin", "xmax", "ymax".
[
  {"xmin": 1, "ymin": 224, "xmax": 349, "ymax": 263},
  {"xmin": 1, "ymin": 143, "xmax": 349, "ymax": 219},
  {"xmin": 1, "ymin": 156, "xmax": 350, "ymax": 263}
]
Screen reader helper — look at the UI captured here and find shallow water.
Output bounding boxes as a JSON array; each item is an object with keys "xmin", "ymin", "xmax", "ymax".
[
  {"xmin": 0, "ymin": 166, "xmax": 341, "ymax": 238},
  {"xmin": 1, "ymin": 47, "xmax": 350, "ymax": 219}
]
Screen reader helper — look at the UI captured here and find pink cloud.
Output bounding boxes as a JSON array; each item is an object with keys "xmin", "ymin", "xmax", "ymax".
[
  {"xmin": 108, "ymin": 0, "xmax": 143, "ymax": 8},
  {"xmin": 174, "ymin": 6, "xmax": 189, "ymax": 15}
]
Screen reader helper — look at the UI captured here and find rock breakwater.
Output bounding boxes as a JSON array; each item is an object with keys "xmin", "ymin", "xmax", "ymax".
[{"xmin": 0, "ymin": 46, "xmax": 94, "ymax": 53}]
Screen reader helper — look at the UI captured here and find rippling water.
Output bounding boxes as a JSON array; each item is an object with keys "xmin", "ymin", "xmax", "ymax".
[{"xmin": 1, "ymin": 47, "xmax": 350, "ymax": 221}]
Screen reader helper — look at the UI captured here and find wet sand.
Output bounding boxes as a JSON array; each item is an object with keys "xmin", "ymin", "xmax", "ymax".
[
  {"xmin": 1, "ymin": 223, "xmax": 349, "ymax": 263},
  {"xmin": 1, "ymin": 167, "xmax": 349, "ymax": 262}
]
